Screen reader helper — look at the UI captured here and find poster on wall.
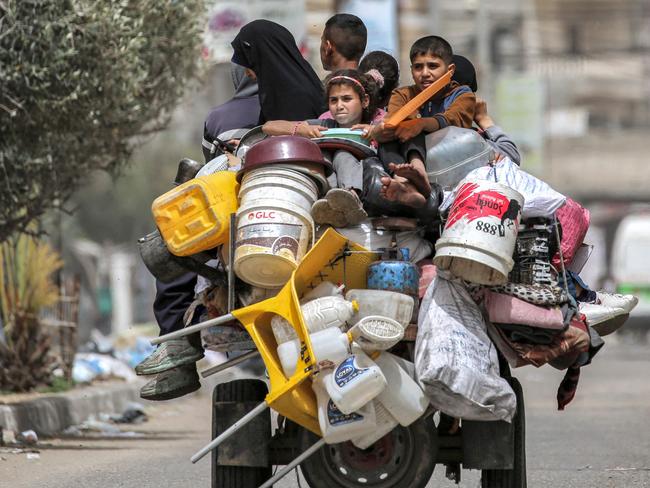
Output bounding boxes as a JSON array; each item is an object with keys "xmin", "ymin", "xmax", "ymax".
[
  {"xmin": 495, "ymin": 74, "xmax": 545, "ymax": 173},
  {"xmin": 338, "ymin": 0, "xmax": 398, "ymax": 56},
  {"xmin": 202, "ymin": 1, "xmax": 307, "ymax": 64}
]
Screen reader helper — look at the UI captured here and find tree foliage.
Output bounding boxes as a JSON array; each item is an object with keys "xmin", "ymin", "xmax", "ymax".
[{"xmin": 0, "ymin": 0, "xmax": 204, "ymax": 241}]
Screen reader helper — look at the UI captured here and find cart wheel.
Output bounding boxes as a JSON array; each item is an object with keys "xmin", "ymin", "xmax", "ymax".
[
  {"xmin": 212, "ymin": 379, "xmax": 272, "ymax": 488},
  {"xmin": 299, "ymin": 414, "xmax": 437, "ymax": 488},
  {"xmin": 481, "ymin": 377, "xmax": 527, "ymax": 488}
]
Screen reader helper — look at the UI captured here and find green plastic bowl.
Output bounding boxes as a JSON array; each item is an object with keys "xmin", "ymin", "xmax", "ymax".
[{"xmin": 320, "ymin": 128, "xmax": 367, "ymax": 145}]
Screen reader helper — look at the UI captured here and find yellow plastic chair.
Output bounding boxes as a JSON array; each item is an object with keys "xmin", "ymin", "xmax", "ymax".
[
  {"xmin": 157, "ymin": 228, "xmax": 378, "ymax": 464},
  {"xmin": 230, "ymin": 227, "xmax": 377, "ymax": 434}
]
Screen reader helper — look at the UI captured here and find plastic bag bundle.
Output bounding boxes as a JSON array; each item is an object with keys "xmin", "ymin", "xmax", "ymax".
[
  {"xmin": 440, "ymin": 158, "xmax": 566, "ymax": 219},
  {"xmin": 414, "ymin": 272, "xmax": 516, "ymax": 422}
]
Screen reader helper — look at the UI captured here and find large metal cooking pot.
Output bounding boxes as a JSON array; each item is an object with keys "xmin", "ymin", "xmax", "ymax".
[
  {"xmin": 424, "ymin": 127, "xmax": 495, "ymax": 190},
  {"xmin": 137, "ymin": 229, "xmax": 226, "ymax": 284},
  {"xmin": 235, "ymin": 126, "xmax": 268, "ymax": 159}
]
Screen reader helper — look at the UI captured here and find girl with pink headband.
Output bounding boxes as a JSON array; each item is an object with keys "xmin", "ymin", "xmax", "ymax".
[{"xmin": 262, "ymin": 69, "xmax": 383, "ymax": 227}]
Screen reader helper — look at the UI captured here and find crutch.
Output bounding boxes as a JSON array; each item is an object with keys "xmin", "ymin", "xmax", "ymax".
[{"xmin": 257, "ymin": 438, "xmax": 326, "ymax": 488}]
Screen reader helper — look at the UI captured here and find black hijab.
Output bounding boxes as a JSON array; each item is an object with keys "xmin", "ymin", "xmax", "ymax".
[
  {"xmin": 452, "ymin": 54, "xmax": 478, "ymax": 93},
  {"xmin": 231, "ymin": 20, "xmax": 325, "ymax": 124}
]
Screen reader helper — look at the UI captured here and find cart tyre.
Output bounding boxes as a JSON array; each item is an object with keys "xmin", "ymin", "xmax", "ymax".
[
  {"xmin": 481, "ymin": 377, "xmax": 527, "ymax": 488},
  {"xmin": 212, "ymin": 379, "xmax": 272, "ymax": 488},
  {"xmin": 299, "ymin": 413, "xmax": 437, "ymax": 488}
]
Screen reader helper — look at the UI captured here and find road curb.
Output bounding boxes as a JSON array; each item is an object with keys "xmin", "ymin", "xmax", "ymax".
[{"xmin": 0, "ymin": 381, "xmax": 143, "ymax": 437}]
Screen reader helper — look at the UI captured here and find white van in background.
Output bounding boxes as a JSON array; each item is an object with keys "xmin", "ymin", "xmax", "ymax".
[{"xmin": 611, "ymin": 213, "xmax": 650, "ymax": 326}]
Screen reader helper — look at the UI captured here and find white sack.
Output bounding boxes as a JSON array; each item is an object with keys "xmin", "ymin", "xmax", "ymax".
[
  {"xmin": 440, "ymin": 158, "xmax": 566, "ymax": 219},
  {"xmin": 414, "ymin": 272, "xmax": 516, "ymax": 422}
]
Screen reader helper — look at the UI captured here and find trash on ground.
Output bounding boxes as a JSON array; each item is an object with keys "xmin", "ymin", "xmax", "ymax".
[
  {"xmin": 109, "ymin": 402, "xmax": 148, "ymax": 424},
  {"xmin": 72, "ymin": 353, "xmax": 137, "ymax": 383},
  {"xmin": 17, "ymin": 430, "xmax": 38, "ymax": 445}
]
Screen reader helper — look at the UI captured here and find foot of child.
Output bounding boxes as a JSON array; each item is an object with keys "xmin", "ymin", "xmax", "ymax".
[
  {"xmin": 388, "ymin": 162, "xmax": 431, "ymax": 198},
  {"xmin": 380, "ymin": 175, "xmax": 427, "ymax": 208}
]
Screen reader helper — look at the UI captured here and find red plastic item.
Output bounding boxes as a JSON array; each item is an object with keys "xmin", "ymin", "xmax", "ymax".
[{"xmin": 552, "ymin": 198, "xmax": 590, "ymax": 268}]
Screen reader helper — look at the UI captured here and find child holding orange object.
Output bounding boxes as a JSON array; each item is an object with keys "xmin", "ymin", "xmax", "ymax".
[{"xmin": 371, "ymin": 36, "xmax": 475, "ymax": 208}]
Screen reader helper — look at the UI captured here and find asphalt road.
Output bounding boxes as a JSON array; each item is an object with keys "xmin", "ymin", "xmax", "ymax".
[{"xmin": 2, "ymin": 335, "xmax": 649, "ymax": 488}]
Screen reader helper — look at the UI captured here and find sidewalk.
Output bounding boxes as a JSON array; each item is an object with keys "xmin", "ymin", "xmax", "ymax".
[{"xmin": 0, "ymin": 380, "xmax": 143, "ymax": 437}]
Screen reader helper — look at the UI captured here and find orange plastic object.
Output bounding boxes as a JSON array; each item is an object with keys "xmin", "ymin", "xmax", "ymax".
[
  {"xmin": 231, "ymin": 228, "xmax": 378, "ymax": 435},
  {"xmin": 152, "ymin": 171, "xmax": 239, "ymax": 256},
  {"xmin": 384, "ymin": 70, "xmax": 453, "ymax": 128}
]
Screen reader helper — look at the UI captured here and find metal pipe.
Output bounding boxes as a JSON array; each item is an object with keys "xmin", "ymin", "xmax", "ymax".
[
  {"xmin": 257, "ymin": 438, "xmax": 326, "ymax": 488},
  {"xmin": 191, "ymin": 401, "xmax": 269, "ymax": 463},
  {"xmin": 150, "ymin": 313, "xmax": 236, "ymax": 345},
  {"xmin": 199, "ymin": 350, "xmax": 261, "ymax": 378},
  {"xmin": 228, "ymin": 212, "xmax": 236, "ymax": 312}
]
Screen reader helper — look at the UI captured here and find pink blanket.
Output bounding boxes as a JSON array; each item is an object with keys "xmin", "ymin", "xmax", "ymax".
[{"xmin": 484, "ymin": 289, "xmax": 565, "ymax": 330}]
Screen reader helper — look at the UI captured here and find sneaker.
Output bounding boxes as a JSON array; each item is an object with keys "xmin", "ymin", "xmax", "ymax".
[
  {"xmin": 594, "ymin": 291, "xmax": 638, "ymax": 314},
  {"xmin": 135, "ymin": 337, "xmax": 204, "ymax": 376},
  {"xmin": 139, "ymin": 364, "xmax": 201, "ymax": 401},
  {"xmin": 579, "ymin": 302, "xmax": 629, "ymax": 336}
]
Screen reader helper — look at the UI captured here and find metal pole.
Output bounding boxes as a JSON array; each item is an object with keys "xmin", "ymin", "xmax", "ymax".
[
  {"xmin": 150, "ymin": 313, "xmax": 236, "ymax": 345},
  {"xmin": 200, "ymin": 349, "xmax": 261, "ymax": 378},
  {"xmin": 228, "ymin": 213, "xmax": 236, "ymax": 312},
  {"xmin": 191, "ymin": 401, "xmax": 269, "ymax": 464},
  {"xmin": 257, "ymin": 438, "xmax": 326, "ymax": 488}
]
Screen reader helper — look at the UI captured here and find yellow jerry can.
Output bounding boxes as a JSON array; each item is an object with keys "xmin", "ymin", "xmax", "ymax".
[{"xmin": 152, "ymin": 171, "xmax": 239, "ymax": 256}]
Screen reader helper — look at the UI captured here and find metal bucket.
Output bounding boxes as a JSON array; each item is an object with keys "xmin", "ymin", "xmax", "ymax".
[
  {"xmin": 434, "ymin": 179, "xmax": 524, "ymax": 285},
  {"xmin": 137, "ymin": 229, "xmax": 225, "ymax": 284},
  {"xmin": 424, "ymin": 127, "xmax": 495, "ymax": 190}
]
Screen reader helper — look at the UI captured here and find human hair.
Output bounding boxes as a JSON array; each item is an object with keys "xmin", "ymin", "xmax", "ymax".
[
  {"xmin": 409, "ymin": 35, "xmax": 453, "ymax": 66},
  {"xmin": 451, "ymin": 54, "xmax": 478, "ymax": 92},
  {"xmin": 324, "ymin": 14, "xmax": 367, "ymax": 62},
  {"xmin": 359, "ymin": 51, "xmax": 399, "ymax": 108},
  {"xmin": 325, "ymin": 69, "xmax": 380, "ymax": 124}
]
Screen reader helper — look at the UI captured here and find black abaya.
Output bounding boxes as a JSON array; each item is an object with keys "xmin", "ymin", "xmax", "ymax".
[{"xmin": 231, "ymin": 19, "xmax": 325, "ymax": 123}]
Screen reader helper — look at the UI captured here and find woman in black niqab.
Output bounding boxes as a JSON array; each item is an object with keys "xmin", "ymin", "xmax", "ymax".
[{"xmin": 231, "ymin": 20, "xmax": 325, "ymax": 124}]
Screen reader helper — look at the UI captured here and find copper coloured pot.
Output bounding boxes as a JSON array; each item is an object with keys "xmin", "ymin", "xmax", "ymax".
[{"xmin": 238, "ymin": 135, "xmax": 333, "ymax": 181}]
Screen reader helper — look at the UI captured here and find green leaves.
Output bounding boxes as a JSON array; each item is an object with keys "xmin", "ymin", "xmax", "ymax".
[{"xmin": 0, "ymin": 0, "xmax": 205, "ymax": 240}]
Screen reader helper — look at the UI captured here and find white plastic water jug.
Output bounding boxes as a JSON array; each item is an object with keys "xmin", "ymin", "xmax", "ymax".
[
  {"xmin": 312, "ymin": 378, "xmax": 377, "ymax": 444},
  {"xmin": 301, "ymin": 281, "xmax": 345, "ymax": 302},
  {"xmin": 301, "ymin": 296, "xmax": 358, "ymax": 333},
  {"xmin": 351, "ymin": 400, "xmax": 399, "ymax": 449},
  {"xmin": 345, "ymin": 289, "xmax": 414, "ymax": 327},
  {"xmin": 323, "ymin": 350, "xmax": 387, "ymax": 415},
  {"xmin": 374, "ymin": 352, "xmax": 429, "ymax": 427},
  {"xmin": 277, "ymin": 327, "xmax": 351, "ymax": 377},
  {"xmin": 271, "ymin": 296, "xmax": 358, "ymax": 347}
]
